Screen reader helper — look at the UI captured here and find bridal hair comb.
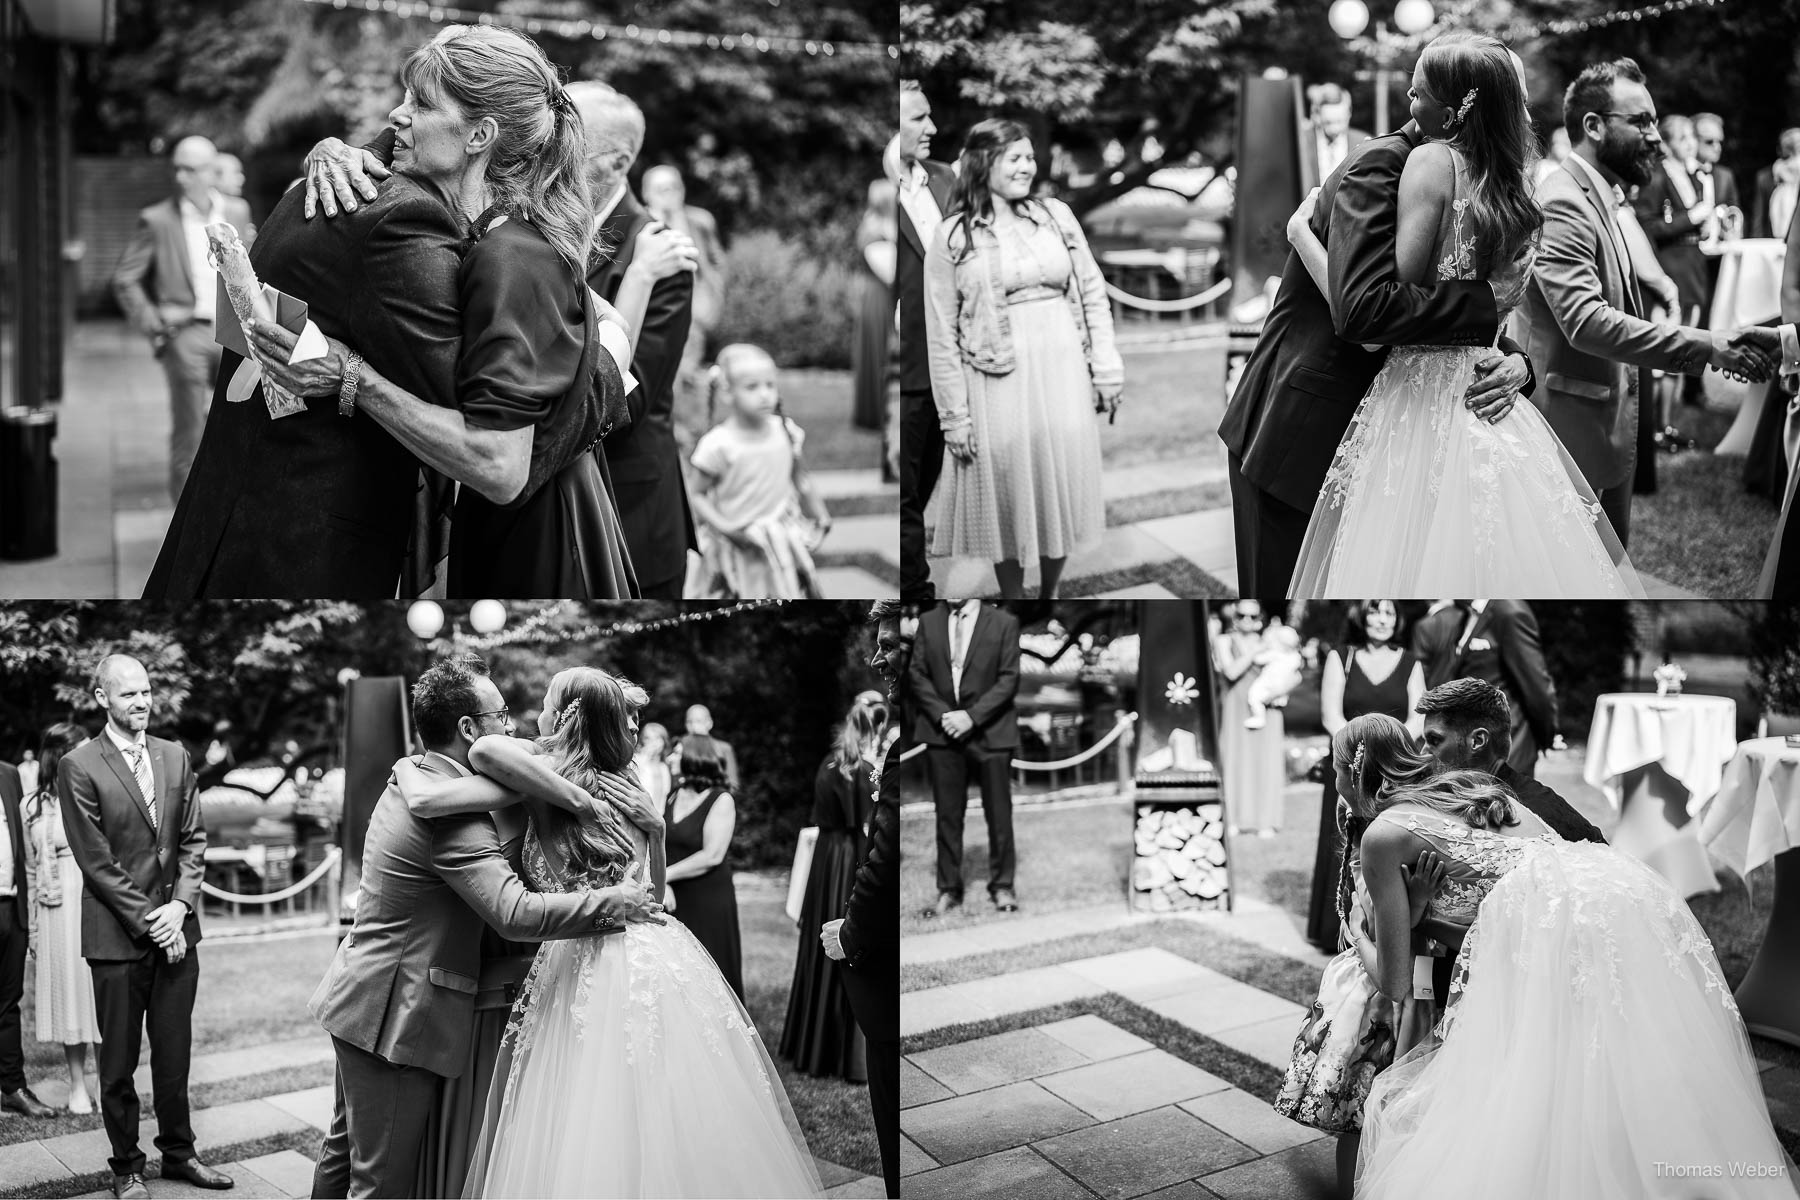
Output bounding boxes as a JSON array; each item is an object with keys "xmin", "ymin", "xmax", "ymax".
[
  {"xmin": 553, "ymin": 701, "xmax": 579, "ymax": 733},
  {"xmin": 1350, "ymin": 741, "xmax": 1366, "ymax": 783},
  {"xmin": 1446, "ymin": 88, "xmax": 1479, "ymax": 130}
]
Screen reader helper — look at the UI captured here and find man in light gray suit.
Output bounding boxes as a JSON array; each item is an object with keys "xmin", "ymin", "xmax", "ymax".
[
  {"xmin": 309, "ymin": 656, "xmax": 663, "ymax": 1198},
  {"xmin": 1509, "ymin": 57, "xmax": 1778, "ymax": 546},
  {"xmin": 111, "ymin": 136, "xmax": 255, "ymax": 503}
]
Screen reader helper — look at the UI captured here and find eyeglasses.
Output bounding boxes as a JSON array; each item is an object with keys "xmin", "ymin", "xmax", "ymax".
[
  {"xmin": 468, "ymin": 706, "xmax": 511, "ymax": 721},
  {"xmin": 1596, "ymin": 111, "xmax": 1658, "ymax": 134}
]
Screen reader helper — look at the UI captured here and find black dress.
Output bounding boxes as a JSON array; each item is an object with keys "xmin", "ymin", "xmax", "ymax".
[
  {"xmin": 446, "ymin": 215, "xmax": 639, "ymax": 598},
  {"xmin": 779, "ymin": 757, "xmax": 873, "ymax": 1081},
  {"xmin": 1305, "ymin": 646, "xmax": 1417, "ymax": 951},
  {"xmin": 666, "ymin": 785, "xmax": 744, "ymax": 1000}
]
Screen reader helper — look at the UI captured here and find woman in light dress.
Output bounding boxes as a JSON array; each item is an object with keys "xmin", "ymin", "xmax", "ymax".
[
  {"xmin": 1337, "ymin": 712, "xmax": 1794, "ymax": 1197},
  {"xmin": 1209, "ymin": 600, "xmax": 1288, "ymax": 836},
  {"xmin": 395, "ymin": 667, "xmax": 821, "ymax": 1198},
  {"xmin": 923, "ymin": 118, "xmax": 1122, "ymax": 599},
  {"xmin": 26, "ymin": 723, "xmax": 102, "ymax": 1114},
  {"xmin": 1283, "ymin": 33, "xmax": 1642, "ymax": 597}
]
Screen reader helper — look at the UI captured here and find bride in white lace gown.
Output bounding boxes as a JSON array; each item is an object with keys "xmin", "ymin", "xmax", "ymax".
[
  {"xmin": 1336, "ymin": 714, "xmax": 1794, "ymax": 1198},
  {"xmin": 402, "ymin": 667, "xmax": 823, "ymax": 1198},
  {"xmin": 1284, "ymin": 35, "xmax": 1642, "ymax": 597}
]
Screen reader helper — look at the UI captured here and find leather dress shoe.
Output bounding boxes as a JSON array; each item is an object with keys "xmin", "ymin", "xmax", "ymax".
[
  {"xmin": 2, "ymin": 1087, "xmax": 56, "ymax": 1118},
  {"xmin": 112, "ymin": 1173, "xmax": 150, "ymax": 1200},
  {"xmin": 161, "ymin": 1157, "xmax": 234, "ymax": 1189},
  {"xmin": 993, "ymin": 888, "xmax": 1020, "ymax": 913},
  {"xmin": 923, "ymin": 891, "xmax": 961, "ymax": 919}
]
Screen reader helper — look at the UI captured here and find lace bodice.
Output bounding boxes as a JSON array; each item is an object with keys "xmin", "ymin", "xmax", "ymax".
[
  {"xmin": 993, "ymin": 213, "xmax": 1073, "ymax": 300},
  {"xmin": 1429, "ymin": 144, "xmax": 1534, "ymax": 325},
  {"xmin": 520, "ymin": 815, "xmax": 640, "ymax": 895},
  {"xmin": 1374, "ymin": 806, "xmax": 1555, "ymax": 924}
]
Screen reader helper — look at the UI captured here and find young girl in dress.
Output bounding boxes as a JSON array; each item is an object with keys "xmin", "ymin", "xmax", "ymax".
[
  {"xmin": 1275, "ymin": 726, "xmax": 1443, "ymax": 1200},
  {"xmin": 688, "ymin": 343, "xmax": 832, "ymax": 598}
]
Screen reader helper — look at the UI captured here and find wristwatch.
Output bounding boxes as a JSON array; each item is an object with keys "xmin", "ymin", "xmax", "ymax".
[{"xmin": 338, "ymin": 351, "xmax": 364, "ymax": 417}]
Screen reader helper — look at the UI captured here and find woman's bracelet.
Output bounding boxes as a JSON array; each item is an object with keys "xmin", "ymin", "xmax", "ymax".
[{"xmin": 338, "ymin": 351, "xmax": 365, "ymax": 418}]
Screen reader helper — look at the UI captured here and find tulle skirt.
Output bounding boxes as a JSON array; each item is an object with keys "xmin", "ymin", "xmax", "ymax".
[
  {"xmin": 1357, "ymin": 839, "xmax": 1796, "ymax": 1198},
  {"xmin": 463, "ymin": 921, "xmax": 823, "ymax": 1198},
  {"xmin": 1291, "ymin": 345, "xmax": 1644, "ymax": 598}
]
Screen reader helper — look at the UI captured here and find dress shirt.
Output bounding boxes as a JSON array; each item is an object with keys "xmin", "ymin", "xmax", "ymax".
[
  {"xmin": 899, "ymin": 159, "xmax": 943, "ymax": 252},
  {"xmin": 949, "ymin": 599, "xmax": 980, "ymax": 701},
  {"xmin": 178, "ymin": 190, "xmax": 225, "ymax": 323}
]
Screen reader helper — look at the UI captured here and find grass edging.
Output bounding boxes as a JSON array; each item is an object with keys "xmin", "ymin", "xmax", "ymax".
[{"xmin": 12, "ymin": 1130, "xmax": 321, "ymax": 1200}]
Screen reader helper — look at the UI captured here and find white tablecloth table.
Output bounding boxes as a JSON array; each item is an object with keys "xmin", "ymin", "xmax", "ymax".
[
  {"xmin": 1709, "ymin": 238, "xmax": 1787, "ymax": 453},
  {"xmin": 1699, "ymin": 736, "xmax": 1800, "ymax": 1047},
  {"xmin": 1583, "ymin": 692, "xmax": 1738, "ymax": 897}
]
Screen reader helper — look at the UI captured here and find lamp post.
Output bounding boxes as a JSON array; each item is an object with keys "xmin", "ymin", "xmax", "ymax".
[{"xmin": 1328, "ymin": 0, "xmax": 1436, "ymax": 135}]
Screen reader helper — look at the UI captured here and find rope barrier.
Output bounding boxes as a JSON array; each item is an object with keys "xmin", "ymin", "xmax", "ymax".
[
  {"xmin": 889, "ymin": 712, "xmax": 1138, "ymax": 769},
  {"xmin": 1013, "ymin": 711, "xmax": 1137, "ymax": 771},
  {"xmin": 201, "ymin": 847, "xmax": 341, "ymax": 905},
  {"xmin": 1103, "ymin": 276, "xmax": 1233, "ymax": 313}
]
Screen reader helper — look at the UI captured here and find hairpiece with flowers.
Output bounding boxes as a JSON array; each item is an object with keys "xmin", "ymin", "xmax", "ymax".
[{"xmin": 1445, "ymin": 87, "xmax": 1479, "ymax": 131}]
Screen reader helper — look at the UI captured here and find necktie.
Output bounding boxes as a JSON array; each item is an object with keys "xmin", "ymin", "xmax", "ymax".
[
  {"xmin": 1613, "ymin": 200, "xmax": 1653, "ymax": 316},
  {"xmin": 125, "ymin": 744, "xmax": 158, "ymax": 830},
  {"xmin": 951, "ymin": 608, "xmax": 968, "ymax": 673}
]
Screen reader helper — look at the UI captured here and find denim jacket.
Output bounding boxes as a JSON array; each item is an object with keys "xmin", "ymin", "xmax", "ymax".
[{"xmin": 922, "ymin": 197, "xmax": 1124, "ymax": 434}]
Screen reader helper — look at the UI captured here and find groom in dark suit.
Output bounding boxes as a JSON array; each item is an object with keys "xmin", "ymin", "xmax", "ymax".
[
  {"xmin": 572, "ymin": 82, "xmax": 701, "ymax": 600},
  {"xmin": 897, "ymin": 81, "xmax": 957, "ymax": 605},
  {"xmin": 58, "ymin": 655, "xmax": 228, "ymax": 1199},
  {"xmin": 910, "ymin": 600, "xmax": 1022, "ymax": 916},
  {"xmin": 1411, "ymin": 601, "xmax": 1560, "ymax": 779},
  {"xmin": 310, "ymin": 656, "xmax": 661, "ymax": 1198},
  {"xmin": 145, "ymin": 131, "xmax": 463, "ymax": 600},
  {"xmin": 1219, "ymin": 95, "xmax": 1537, "ymax": 596}
]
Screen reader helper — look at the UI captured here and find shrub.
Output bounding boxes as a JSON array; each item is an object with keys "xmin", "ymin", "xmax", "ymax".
[
  {"xmin": 712, "ymin": 229, "xmax": 857, "ymax": 370},
  {"xmin": 1749, "ymin": 603, "xmax": 1800, "ymax": 717}
]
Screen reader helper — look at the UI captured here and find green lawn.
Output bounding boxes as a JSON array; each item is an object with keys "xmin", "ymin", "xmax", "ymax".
[
  {"xmin": 1106, "ymin": 338, "xmax": 1228, "ymax": 471},
  {"xmin": 1630, "ymin": 405, "xmax": 1780, "ymax": 596},
  {"xmin": 778, "ymin": 368, "xmax": 882, "ymax": 474},
  {"xmin": 15, "ymin": 878, "xmax": 876, "ymax": 1178}
]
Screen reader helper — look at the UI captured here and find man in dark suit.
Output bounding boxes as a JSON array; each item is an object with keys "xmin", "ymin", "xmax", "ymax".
[
  {"xmin": 1749, "ymin": 128, "xmax": 1800, "ymax": 240},
  {"xmin": 1409, "ymin": 600, "xmax": 1558, "ymax": 780},
  {"xmin": 1635, "ymin": 115, "xmax": 1715, "ymax": 413},
  {"xmin": 0, "ymin": 760, "xmax": 55, "ymax": 1121},
  {"xmin": 1301, "ymin": 83, "xmax": 1371, "ymax": 190},
  {"xmin": 144, "ymin": 147, "xmax": 463, "ymax": 600},
  {"xmin": 1414, "ymin": 676, "xmax": 1603, "ymax": 1001},
  {"xmin": 111, "ymin": 136, "xmax": 256, "ymax": 503},
  {"xmin": 310, "ymin": 656, "xmax": 662, "ymax": 1198},
  {"xmin": 910, "ymin": 600, "xmax": 1021, "ymax": 916},
  {"xmin": 571, "ymin": 82, "xmax": 701, "ymax": 599},
  {"xmin": 58, "ymin": 655, "xmax": 228, "ymax": 1199},
  {"xmin": 822, "ymin": 601, "xmax": 904, "ymax": 1198},
  {"xmin": 673, "ymin": 705, "xmax": 739, "ymax": 788},
  {"xmin": 897, "ymin": 81, "xmax": 957, "ymax": 605},
  {"xmin": 1219, "ymin": 104, "xmax": 1535, "ymax": 596}
]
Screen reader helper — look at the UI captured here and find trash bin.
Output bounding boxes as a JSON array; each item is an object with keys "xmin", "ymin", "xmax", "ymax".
[{"xmin": 0, "ymin": 406, "xmax": 58, "ymax": 561}]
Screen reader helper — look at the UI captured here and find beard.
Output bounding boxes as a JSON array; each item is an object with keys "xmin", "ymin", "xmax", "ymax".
[{"xmin": 1598, "ymin": 129, "xmax": 1659, "ymax": 188}]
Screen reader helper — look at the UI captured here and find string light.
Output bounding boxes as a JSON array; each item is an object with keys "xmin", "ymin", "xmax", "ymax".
[
  {"xmin": 299, "ymin": 0, "xmax": 898, "ymax": 59},
  {"xmin": 1523, "ymin": 0, "xmax": 1726, "ymax": 38},
  {"xmin": 464, "ymin": 600, "xmax": 793, "ymax": 651}
]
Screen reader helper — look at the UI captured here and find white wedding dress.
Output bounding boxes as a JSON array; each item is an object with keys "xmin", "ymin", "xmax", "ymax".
[
  {"xmin": 1290, "ymin": 147, "xmax": 1645, "ymax": 598},
  {"xmin": 462, "ymin": 820, "xmax": 823, "ymax": 1198},
  {"xmin": 1356, "ymin": 807, "xmax": 1796, "ymax": 1198}
]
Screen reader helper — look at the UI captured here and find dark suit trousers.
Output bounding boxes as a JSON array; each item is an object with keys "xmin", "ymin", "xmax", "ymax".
[
  {"xmin": 1598, "ymin": 481, "xmax": 1633, "ymax": 552},
  {"xmin": 928, "ymin": 745, "xmax": 1014, "ymax": 896},
  {"xmin": 637, "ymin": 574, "xmax": 684, "ymax": 601},
  {"xmin": 0, "ymin": 905, "xmax": 27, "ymax": 1092},
  {"xmin": 314, "ymin": 1036, "xmax": 440, "ymax": 1199},
  {"xmin": 90, "ymin": 948, "xmax": 199, "ymax": 1177},
  {"xmin": 901, "ymin": 388, "xmax": 944, "ymax": 604},
  {"xmin": 1228, "ymin": 452, "xmax": 1312, "ymax": 598},
  {"xmin": 867, "ymin": 1034, "xmax": 899, "ymax": 1198}
]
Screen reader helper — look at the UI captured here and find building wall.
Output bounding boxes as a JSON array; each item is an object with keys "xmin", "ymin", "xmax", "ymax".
[{"xmin": 74, "ymin": 155, "xmax": 174, "ymax": 315}]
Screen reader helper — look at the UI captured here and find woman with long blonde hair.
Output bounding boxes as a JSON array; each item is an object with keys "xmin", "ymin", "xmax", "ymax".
[
  {"xmin": 1329, "ymin": 715, "xmax": 1793, "ymax": 1196},
  {"xmin": 395, "ymin": 666, "xmax": 822, "ymax": 1197}
]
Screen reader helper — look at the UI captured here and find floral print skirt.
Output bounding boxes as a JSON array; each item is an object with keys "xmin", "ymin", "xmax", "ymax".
[{"xmin": 1273, "ymin": 947, "xmax": 1396, "ymax": 1133}]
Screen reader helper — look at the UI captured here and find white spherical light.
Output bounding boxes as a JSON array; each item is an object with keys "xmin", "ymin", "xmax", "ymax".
[
  {"xmin": 469, "ymin": 599, "xmax": 507, "ymax": 635},
  {"xmin": 1328, "ymin": 0, "xmax": 1370, "ymax": 39},
  {"xmin": 407, "ymin": 600, "xmax": 445, "ymax": 641},
  {"xmin": 1394, "ymin": 0, "xmax": 1436, "ymax": 35},
  {"xmin": 336, "ymin": 667, "xmax": 361, "ymax": 687}
]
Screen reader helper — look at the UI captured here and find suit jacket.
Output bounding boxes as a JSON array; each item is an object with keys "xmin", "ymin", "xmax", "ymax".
[
  {"xmin": 58, "ymin": 733, "xmax": 205, "ymax": 962},
  {"xmin": 1302, "ymin": 124, "xmax": 1372, "ymax": 190},
  {"xmin": 1750, "ymin": 165, "xmax": 1790, "ymax": 241},
  {"xmin": 1220, "ymin": 121, "xmax": 1531, "ymax": 513},
  {"xmin": 673, "ymin": 735, "xmax": 739, "ymax": 789},
  {"xmin": 908, "ymin": 603, "xmax": 1021, "ymax": 750},
  {"xmin": 0, "ymin": 762, "xmax": 27, "ymax": 928},
  {"xmin": 896, "ymin": 159, "xmax": 956, "ymax": 393},
  {"xmin": 591, "ymin": 191, "xmax": 699, "ymax": 590},
  {"xmin": 309, "ymin": 752, "xmax": 622, "ymax": 1079},
  {"xmin": 837, "ymin": 734, "xmax": 898, "ymax": 1043},
  {"xmin": 1495, "ymin": 762, "xmax": 1605, "ymax": 845},
  {"xmin": 144, "ymin": 174, "xmax": 464, "ymax": 599},
  {"xmin": 1451, "ymin": 602, "xmax": 1558, "ymax": 775},
  {"xmin": 1512, "ymin": 159, "xmax": 1714, "ymax": 493},
  {"xmin": 1633, "ymin": 160, "xmax": 1711, "ymax": 311},
  {"xmin": 111, "ymin": 193, "xmax": 255, "ymax": 338},
  {"xmin": 1409, "ymin": 605, "xmax": 1465, "ymax": 690},
  {"xmin": 1704, "ymin": 164, "xmax": 1741, "ymax": 214}
]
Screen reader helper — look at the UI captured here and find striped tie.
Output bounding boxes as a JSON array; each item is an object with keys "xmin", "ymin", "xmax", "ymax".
[{"xmin": 125, "ymin": 744, "xmax": 158, "ymax": 830}]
